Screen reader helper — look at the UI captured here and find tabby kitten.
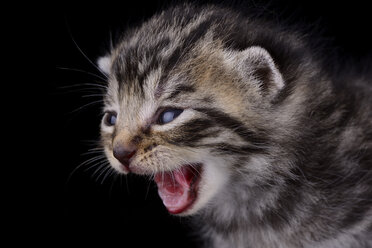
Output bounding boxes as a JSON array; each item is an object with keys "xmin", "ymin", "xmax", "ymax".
[{"xmin": 97, "ymin": 3, "xmax": 372, "ymax": 248}]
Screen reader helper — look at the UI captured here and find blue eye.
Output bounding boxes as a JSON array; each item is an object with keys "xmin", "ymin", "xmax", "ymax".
[
  {"xmin": 104, "ymin": 112, "xmax": 117, "ymax": 126},
  {"xmin": 158, "ymin": 109, "xmax": 183, "ymax": 125}
]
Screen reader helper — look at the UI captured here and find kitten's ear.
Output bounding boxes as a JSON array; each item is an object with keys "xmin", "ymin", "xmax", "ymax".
[
  {"xmin": 234, "ymin": 46, "xmax": 284, "ymax": 97},
  {"xmin": 97, "ymin": 55, "xmax": 112, "ymax": 75}
]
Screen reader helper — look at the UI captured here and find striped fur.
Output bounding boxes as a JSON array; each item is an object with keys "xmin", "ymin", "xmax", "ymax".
[{"xmin": 99, "ymin": 3, "xmax": 372, "ymax": 247}]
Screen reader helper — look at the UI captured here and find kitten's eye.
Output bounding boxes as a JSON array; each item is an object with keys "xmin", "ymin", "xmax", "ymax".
[
  {"xmin": 158, "ymin": 109, "xmax": 183, "ymax": 125},
  {"xmin": 104, "ymin": 112, "xmax": 117, "ymax": 126}
]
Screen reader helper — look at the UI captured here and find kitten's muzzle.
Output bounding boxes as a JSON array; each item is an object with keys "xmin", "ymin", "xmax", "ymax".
[{"xmin": 113, "ymin": 144, "xmax": 136, "ymax": 172}]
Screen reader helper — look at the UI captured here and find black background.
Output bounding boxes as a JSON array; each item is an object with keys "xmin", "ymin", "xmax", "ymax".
[{"xmin": 53, "ymin": 0, "xmax": 371, "ymax": 246}]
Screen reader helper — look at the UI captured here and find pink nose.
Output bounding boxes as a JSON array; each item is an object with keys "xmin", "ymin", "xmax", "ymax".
[{"xmin": 113, "ymin": 145, "xmax": 136, "ymax": 167}]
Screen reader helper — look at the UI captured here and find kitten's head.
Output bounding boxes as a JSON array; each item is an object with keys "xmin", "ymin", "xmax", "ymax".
[{"xmin": 98, "ymin": 5, "xmax": 285, "ymax": 215}]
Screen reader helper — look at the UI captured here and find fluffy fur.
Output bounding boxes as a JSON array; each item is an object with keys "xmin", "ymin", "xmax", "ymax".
[{"xmin": 98, "ymin": 3, "xmax": 372, "ymax": 247}]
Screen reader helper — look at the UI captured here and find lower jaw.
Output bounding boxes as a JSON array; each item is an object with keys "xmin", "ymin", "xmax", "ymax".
[
  {"xmin": 155, "ymin": 163, "xmax": 203, "ymax": 215},
  {"xmin": 166, "ymin": 199, "xmax": 196, "ymax": 214}
]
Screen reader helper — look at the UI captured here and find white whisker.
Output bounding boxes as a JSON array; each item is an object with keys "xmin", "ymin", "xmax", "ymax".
[
  {"xmin": 91, "ymin": 162, "xmax": 109, "ymax": 180},
  {"xmin": 82, "ymin": 94, "xmax": 106, "ymax": 98},
  {"xmin": 58, "ymin": 82, "xmax": 107, "ymax": 90},
  {"xmin": 144, "ymin": 178, "xmax": 153, "ymax": 200},
  {"xmin": 66, "ymin": 25, "xmax": 108, "ymax": 79},
  {"xmin": 56, "ymin": 67, "xmax": 107, "ymax": 81},
  {"xmin": 66, "ymin": 154, "xmax": 107, "ymax": 186},
  {"xmin": 96, "ymin": 162, "xmax": 113, "ymax": 184},
  {"xmin": 69, "ymin": 100, "xmax": 103, "ymax": 114}
]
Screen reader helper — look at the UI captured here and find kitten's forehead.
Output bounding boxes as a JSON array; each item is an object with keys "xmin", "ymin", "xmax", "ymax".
[
  {"xmin": 108, "ymin": 7, "xmax": 217, "ymax": 96},
  {"xmin": 114, "ymin": 69, "xmax": 161, "ymax": 127}
]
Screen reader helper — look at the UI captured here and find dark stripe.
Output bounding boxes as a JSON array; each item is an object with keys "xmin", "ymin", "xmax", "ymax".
[
  {"xmin": 202, "ymin": 142, "xmax": 264, "ymax": 155},
  {"xmin": 136, "ymin": 37, "xmax": 171, "ymax": 87},
  {"xmin": 114, "ymin": 37, "xmax": 171, "ymax": 95},
  {"xmin": 114, "ymin": 49, "xmax": 138, "ymax": 84},
  {"xmin": 113, "ymin": 51, "xmax": 146, "ymax": 98},
  {"xmin": 114, "ymin": 17, "xmax": 215, "ymax": 98},
  {"xmin": 167, "ymin": 118, "xmax": 218, "ymax": 146},
  {"xmin": 162, "ymin": 47, "xmax": 181, "ymax": 80},
  {"xmin": 140, "ymin": 56, "xmax": 159, "ymax": 81},
  {"xmin": 181, "ymin": 18, "xmax": 214, "ymax": 51},
  {"xmin": 195, "ymin": 108, "xmax": 268, "ymax": 148},
  {"xmin": 165, "ymin": 84, "xmax": 195, "ymax": 100},
  {"xmin": 159, "ymin": 17, "xmax": 215, "ymax": 87},
  {"xmin": 113, "ymin": 55, "xmax": 126, "ymax": 84}
]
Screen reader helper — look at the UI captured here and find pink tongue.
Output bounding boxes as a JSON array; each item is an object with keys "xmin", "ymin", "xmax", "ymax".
[{"xmin": 154, "ymin": 166, "xmax": 196, "ymax": 214}]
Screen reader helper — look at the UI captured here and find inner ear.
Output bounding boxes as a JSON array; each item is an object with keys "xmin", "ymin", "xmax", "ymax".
[
  {"xmin": 97, "ymin": 55, "xmax": 112, "ymax": 75},
  {"xmin": 235, "ymin": 46, "xmax": 284, "ymax": 97}
]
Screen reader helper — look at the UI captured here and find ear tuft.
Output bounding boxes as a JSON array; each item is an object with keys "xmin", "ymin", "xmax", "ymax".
[
  {"xmin": 97, "ymin": 55, "xmax": 112, "ymax": 75},
  {"xmin": 234, "ymin": 46, "xmax": 284, "ymax": 97}
]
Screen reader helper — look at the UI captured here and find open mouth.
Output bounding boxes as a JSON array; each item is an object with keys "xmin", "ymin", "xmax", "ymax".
[{"xmin": 154, "ymin": 163, "xmax": 202, "ymax": 214}]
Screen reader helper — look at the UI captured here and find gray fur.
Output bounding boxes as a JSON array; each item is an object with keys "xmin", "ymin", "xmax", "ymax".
[{"xmin": 99, "ymin": 3, "xmax": 372, "ymax": 247}]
